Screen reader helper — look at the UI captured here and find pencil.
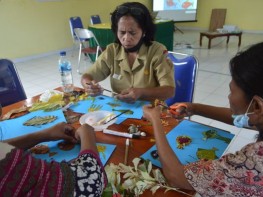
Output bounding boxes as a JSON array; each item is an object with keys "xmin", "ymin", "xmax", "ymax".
[{"xmin": 124, "ymin": 138, "xmax": 129, "ymax": 165}]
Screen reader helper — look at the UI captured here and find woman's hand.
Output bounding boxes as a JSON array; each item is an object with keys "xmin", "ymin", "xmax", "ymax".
[
  {"xmin": 75, "ymin": 124, "xmax": 98, "ymax": 153},
  {"xmin": 169, "ymin": 102, "xmax": 193, "ymax": 119},
  {"xmin": 81, "ymin": 74, "xmax": 103, "ymax": 97},
  {"xmin": 75, "ymin": 124, "xmax": 95, "ymax": 141},
  {"xmin": 4, "ymin": 122, "xmax": 77, "ymax": 149},
  {"xmin": 116, "ymin": 88, "xmax": 141, "ymax": 103},
  {"xmin": 43, "ymin": 122, "xmax": 77, "ymax": 143},
  {"xmin": 143, "ymin": 104, "xmax": 161, "ymax": 122}
]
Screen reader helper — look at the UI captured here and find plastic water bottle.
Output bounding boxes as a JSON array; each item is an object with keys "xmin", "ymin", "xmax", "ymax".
[{"xmin": 58, "ymin": 51, "xmax": 74, "ymax": 93}]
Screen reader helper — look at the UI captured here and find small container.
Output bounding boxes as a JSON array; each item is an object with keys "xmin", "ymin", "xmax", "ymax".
[{"xmin": 79, "ymin": 111, "xmax": 116, "ymax": 131}]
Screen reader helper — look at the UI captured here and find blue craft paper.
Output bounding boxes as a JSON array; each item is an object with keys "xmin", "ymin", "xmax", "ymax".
[
  {"xmin": 115, "ymin": 117, "xmax": 126, "ymax": 124},
  {"xmin": 141, "ymin": 120, "xmax": 235, "ymax": 167},
  {"xmin": 0, "ymin": 109, "xmax": 116, "ymax": 166},
  {"xmin": 0, "ymin": 109, "xmax": 67, "ymax": 140},
  {"xmin": 32, "ymin": 141, "xmax": 116, "ymax": 166},
  {"xmin": 70, "ymin": 95, "xmax": 149, "ymax": 121}
]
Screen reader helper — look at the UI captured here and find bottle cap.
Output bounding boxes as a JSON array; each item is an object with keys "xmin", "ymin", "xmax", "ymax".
[{"xmin": 60, "ymin": 51, "xmax": 66, "ymax": 56}]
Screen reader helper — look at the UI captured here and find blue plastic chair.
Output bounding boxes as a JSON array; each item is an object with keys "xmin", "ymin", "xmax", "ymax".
[
  {"xmin": 69, "ymin": 16, "xmax": 85, "ymax": 55},
  {"xmin": 166, "ymin": 51, "xmax": 198, "ymax": 106},
  {"xmin": 0, "ymin": 59, "xmax": 27, "ymax": 107},
  {"xmin": 90, "ymin": 15, "xmax": 102, "ymax": 25},
  {"xmin": 69, "ymin": 16, "xmax": 84, "ymax": 42}
]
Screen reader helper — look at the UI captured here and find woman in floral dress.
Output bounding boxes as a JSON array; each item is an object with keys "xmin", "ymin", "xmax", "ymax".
[{"xmin": 143, "ymin": 42, "xmax": 263, "ymax": 196}]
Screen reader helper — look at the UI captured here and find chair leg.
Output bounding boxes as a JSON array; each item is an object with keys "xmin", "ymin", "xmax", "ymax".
[
  {"xmin": 71, "ymin": 39, "xmax": 79, "ymax": 57},
  {"xmin": 77, "ymin": 44, "xmax": 82, "ymax": 74},
  {"xmin": 95, "ymin": 46, "xmax": 99, "ymax": 60},
  {"xmin": 71, "ymin": 44, "xmax": 76, "ymax": 57}
]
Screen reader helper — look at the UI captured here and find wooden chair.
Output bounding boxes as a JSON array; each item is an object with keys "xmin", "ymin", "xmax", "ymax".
[
  {"xmin": 208, "ymin": 9, "xmax": 227, "ymax": 32},
  {"xmin": 200, "ymin": 9, "xmax": 242, "ymax": 49}
]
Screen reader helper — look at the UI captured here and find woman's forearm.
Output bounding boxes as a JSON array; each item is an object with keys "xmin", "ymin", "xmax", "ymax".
[
  {"xmin": 78, "ymin": 129, "xmax": 98, "ymax": 154},
  {"xmin": 3, "ymin": 130, "xmax": 48, "ymax": 150},
  {"xmin": 192, "ymin": 103, "xmax": 233, "ymax": 124},
  {"xmin": 151, "ymin": 119, "xmax": 194, "ymax": 190}
]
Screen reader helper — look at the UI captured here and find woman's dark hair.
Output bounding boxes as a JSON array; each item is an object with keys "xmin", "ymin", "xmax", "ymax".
[
  {"xmin": 230, "ymin": 42, "xmax": 263, "ymax": 102},
  {"xmin": 110, "ymin": 2, "xmax": 156, "ymax": 46}
]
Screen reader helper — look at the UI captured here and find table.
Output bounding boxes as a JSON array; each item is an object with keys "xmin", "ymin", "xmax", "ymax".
[
  {"xmin": 1, "ymin": 87, "xmax": 195, "ymax": 197},
  {"xmin": 154, "ymin": 20, "xmax": 174, "ymax": 51},
  {"xmin": 200, "ymin": 31, "xmax": 242, "ymax": 49},
  {"xmin": 88, "ymin": 20, "xmax": 174, "ymax": 51},
  {"xmin": 88, "ymin": 23, "xmax": 115, "ymax": 48}
]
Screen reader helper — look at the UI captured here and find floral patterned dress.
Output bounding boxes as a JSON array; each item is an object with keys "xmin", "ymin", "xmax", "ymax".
[{"xmin": 184, "ymin": 141, "xmax": 263, "ymax": 196}]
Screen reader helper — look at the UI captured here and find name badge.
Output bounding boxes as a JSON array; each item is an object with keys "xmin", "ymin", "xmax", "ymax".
[{"xmin": 113, "ymin": 74, "xmax": 122, "ymax": 80}]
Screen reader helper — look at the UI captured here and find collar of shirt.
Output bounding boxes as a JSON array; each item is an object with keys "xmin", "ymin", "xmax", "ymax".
[{"xmin": 116, "ymin": 43, "xmax": 148, "ymax": 72}]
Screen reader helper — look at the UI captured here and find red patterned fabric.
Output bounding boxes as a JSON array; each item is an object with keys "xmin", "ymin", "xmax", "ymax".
[
  {"xmin": 0, "ymin": 143, "xmax": 107, "ymax": 197},
  {"xmin": 0, "ymin": 148, "xmax": 74, "ymax": 197},
  {"xmin": 184, "ymin": 141, "xmax": 263, "ymax": 196}
]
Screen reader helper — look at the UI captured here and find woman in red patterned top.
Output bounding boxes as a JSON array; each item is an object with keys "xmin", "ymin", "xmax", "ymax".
[
  {"xmin": 143, "ymin": 42, "xmax": 263, "ymax": 196},
  {"xmin": 0, "ymin": 112, "xmax": 107, "ymax": 197}
]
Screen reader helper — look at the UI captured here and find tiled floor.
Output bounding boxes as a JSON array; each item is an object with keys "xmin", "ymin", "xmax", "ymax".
[{"xmin": 14, "ymin": 30, "xmax": 263, "ymax": 154}]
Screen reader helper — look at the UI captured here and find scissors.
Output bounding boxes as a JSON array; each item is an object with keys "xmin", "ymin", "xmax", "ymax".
[{"xmin": 158, "ymin": 102, "xmax": 187, "ymax": 116}]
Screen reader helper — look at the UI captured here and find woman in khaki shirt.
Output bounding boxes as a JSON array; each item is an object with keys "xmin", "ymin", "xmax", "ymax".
[{"xmin": 81, "ymin": 2, "xmax": 175, "ymax": 103}]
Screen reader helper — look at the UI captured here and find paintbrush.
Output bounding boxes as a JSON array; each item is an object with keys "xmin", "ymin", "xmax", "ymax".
[
  {"xmin": 86, "ymin": 82, "xmax": 117, "ymax": 96},
  {"xmin": 103, "ymin": 110, "xmax": 129, "ymax": 124},
  {"xmin": 103, "ymin": 88, "xmax": 118, "ymax": 95},
  {"xmin": 92, "ymin": 113, "xmax": 115, "ymax": 126}
]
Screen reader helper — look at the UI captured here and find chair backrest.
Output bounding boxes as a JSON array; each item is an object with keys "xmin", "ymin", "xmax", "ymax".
[
  {"xmin": 69, "ymin": 16, "xmax": 84, "ymax": 41},
  {"xmin": 166, "ymin": 52, "xmax": 198, "ymax": 106},
  {"xmin": 209, "ymin": 9, "xmax": 227, "ymax": 32},
  {"xmin": 90, "ymin": 15, "xmax": 102, "ymax": 25},
  {"xmin": 74, "ymin": 28, "xmax": 102, "ymax": 50},
  {"xmin": 0, "ymin": 59, "xmax": 27, "ymax": 107}
]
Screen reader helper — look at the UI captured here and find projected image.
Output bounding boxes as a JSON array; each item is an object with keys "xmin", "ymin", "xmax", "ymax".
[
  {"xmin": 164, "ymin": 0, "xmax": 197, "ymax": 10},
  {"xmin": 153, "ymin": 0, "xmax": 198, "ymax": 22}
]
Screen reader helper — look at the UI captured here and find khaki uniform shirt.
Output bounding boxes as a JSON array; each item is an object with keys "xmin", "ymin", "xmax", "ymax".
[{"xmin": 86, "ymin": 41, "xmax": 175, "ymax": 93}]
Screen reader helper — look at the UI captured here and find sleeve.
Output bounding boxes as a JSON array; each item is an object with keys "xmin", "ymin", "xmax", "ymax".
[
  {"xmin": 69, "ymin": 149, "xmax": 108, "ymax": 197},
  {"xmin": 0, "ymin": 147, "xmax": 74, "ymax": 196},
  {"xmin": 151, "ymin": 43, "xmax": 175, "ymax": 87},
  {"xmin": 184, "ymin": 142, "xmax": 263, "ymax": 196},
  {"xmin": 85, "ymin": 44, "xmax": 113, "ymax": 82}
]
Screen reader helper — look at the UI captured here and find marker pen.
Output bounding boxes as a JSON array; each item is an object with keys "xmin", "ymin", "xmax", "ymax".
[{"xmin": 103, "ymin": 129, "xmax": 140, "ymax": 139}]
